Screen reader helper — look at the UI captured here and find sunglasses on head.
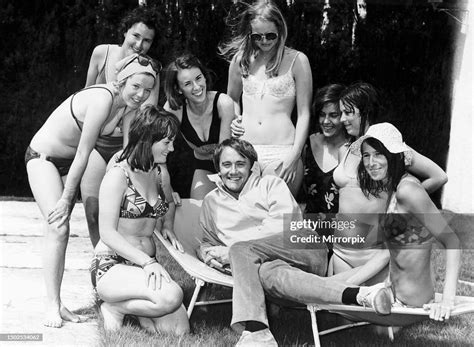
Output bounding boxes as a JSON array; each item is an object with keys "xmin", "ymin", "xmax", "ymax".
[
  {"xmin": 250, "ymin": 32, "xmax": 278, "ymax": 42},
  {"xmin": 123, "ymin": 55, "xmax": 162, "ymax": 73}
]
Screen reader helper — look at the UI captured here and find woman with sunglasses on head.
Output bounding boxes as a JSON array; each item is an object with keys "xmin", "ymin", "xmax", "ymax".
[
  {"xmin": 163, "ymin": 53, "xmax": 234, "ymax": 199},
  {"xmin": 82, "ymin": 6, "xmax": 162, "ymax": 247},
  {"xmin": 25, "ymin": 56, "xmax": 157, "ymax": 328},
  {"xmin": 354, "ymin": 123, "xmax": 460, "ymax": 321},
  {"xmin": 304, "ymin": 84, "xmax": 349, "ymax": 214},
  {"xmin": 219, "ymin": 0, "xmax": 312, "ymax": 196},
  {"xmin": 91, "ymin": 106, "xmax": 189, "ymax": 333},
  {"xmin": 327, "ymin": 82, "xmax": 448, "ymax": 286}
]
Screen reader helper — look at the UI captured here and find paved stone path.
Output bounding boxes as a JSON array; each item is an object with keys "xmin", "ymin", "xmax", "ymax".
[{"xmin": 1, "ymin": 201, "xmax": 99, "ymax": 346}]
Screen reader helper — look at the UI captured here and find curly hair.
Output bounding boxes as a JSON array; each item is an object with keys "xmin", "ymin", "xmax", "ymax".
[{"xmin": 119, "ymin": 6, "xmax": 158, "ymax": 37}]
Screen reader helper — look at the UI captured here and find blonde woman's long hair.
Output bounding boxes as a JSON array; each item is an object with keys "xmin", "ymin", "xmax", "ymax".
[{"xmin": 219, "ymin": 0, "xmax": 288, "ymax": 78}]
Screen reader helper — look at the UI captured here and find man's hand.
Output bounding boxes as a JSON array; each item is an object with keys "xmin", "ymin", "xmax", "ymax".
[{"xmin": 203, "ymin": 246, "xmax": 230, "ymax": 265}]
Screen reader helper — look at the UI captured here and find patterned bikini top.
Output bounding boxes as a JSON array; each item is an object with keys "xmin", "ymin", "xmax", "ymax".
[
  {"xmin": 242, "ymin": 52, "xmax": 299, "ymax": 99},
  {"xmin": 380, "ymin": 175, "xmax": 433, "ymax": 247},
  {"xmin": 115, "ymin": 164, "xmax": 169, "ymax": 219}
]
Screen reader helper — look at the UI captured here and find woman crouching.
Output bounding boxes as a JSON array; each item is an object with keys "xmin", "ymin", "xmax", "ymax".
[
  {"xmin": 355, "ymin": 123, "xmax": 461, "ymax": 321},
  {"xmin": 91, "ymin": 105, "xmax": 189, "ymax": 333}
]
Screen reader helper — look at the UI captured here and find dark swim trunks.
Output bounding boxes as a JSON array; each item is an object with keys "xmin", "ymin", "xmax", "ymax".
[{"xmin": 24, "ymin": 146, "xmax": 73, "ymax": 177}]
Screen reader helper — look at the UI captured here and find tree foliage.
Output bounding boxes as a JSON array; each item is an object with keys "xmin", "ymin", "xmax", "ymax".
[{"xmin": 0, "ymin": 0, "xmax": 460, "ymax": 202}]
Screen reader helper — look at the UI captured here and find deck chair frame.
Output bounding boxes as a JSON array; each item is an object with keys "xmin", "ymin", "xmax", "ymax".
[
  {"xmin": 157, "ymin": 200, "xmax": 474, "ymax": 344},
  {"xmin": 154, "ymin": 199, "xmax": 233, "ymax": 318},
  {"xmin": 306, "ymin": 293, "xmax": 474, "ymax": 347}
]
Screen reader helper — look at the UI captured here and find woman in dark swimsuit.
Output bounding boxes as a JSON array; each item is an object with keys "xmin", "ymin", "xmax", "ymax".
[
  {"xmin": 163, "ymin": 53, "xmax": 234, "ymax": 199},
  {"xmin": 25, "ymin": 56, "xmax": 157, "ymax": 328},
  {"xmin": 82, "ymin": 6, "xmax": 161, "ymax": 247},
  {"xmin": 303, "ymin": 84, "xmax": 348, "ymax": 214},
  {"xmin": 92, "ymin": 106, "xmax": 189, "ymax": 333}
]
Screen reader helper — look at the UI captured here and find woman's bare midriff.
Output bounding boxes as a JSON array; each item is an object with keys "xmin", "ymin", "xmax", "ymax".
[
  {"xmin": 94, "ymin": 218, "xmax": 157, "ymax": 257},
  {"xmin": 390, "ymin": 248, "xmax": 434, "ymax": 306},
  {"xmin": 241, "ymin": 112, "xmax": 295, "ymax": 145}
]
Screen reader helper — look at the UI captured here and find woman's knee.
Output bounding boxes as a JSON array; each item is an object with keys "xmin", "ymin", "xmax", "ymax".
[
  {"xmin": 150, "ymin": 281, "xmax": 183, "ymax": 312},
  {"xmin": 46, "ymin": 222, "xmax": 70, "ymax": 240}
]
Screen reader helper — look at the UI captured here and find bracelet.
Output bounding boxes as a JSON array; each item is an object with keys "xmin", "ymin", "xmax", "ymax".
[{"xmin": 141, "ymin": 258, "xmax": 157, "ymax": 268}]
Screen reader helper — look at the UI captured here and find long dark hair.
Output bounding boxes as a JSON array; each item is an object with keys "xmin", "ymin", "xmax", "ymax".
[
  {"xmin": 163, "ymin": 53, "xmax": 213, "ymax": 110},
  {"xmin": 340, "ymin": 82, "xmax": 380, "ymax": 140},
  {"xmin": 118, "ymin": 105, "xmax": 179, "ymax": 171},
  {"xmin": 358, "ymin": 137, "xmax": 405, "ymax": 198}
]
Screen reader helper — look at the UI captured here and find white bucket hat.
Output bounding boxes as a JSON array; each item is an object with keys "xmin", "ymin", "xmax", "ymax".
[{"xmin": 350, "ymin": 122, "xmax": 410, "ymax": 155}]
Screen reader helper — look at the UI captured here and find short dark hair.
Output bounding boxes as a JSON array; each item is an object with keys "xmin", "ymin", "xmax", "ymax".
[
  {"xmin": 340, "ymin": 82, "xmax": 380, "ymax": 139},
  {"xmin": 163, "ymin": 53, "xmax": 213, "ymax": 110},
  {"xmin": 119, "ymin": 6, "xmax": 157, "ymax": 36},
  {"xmin": 312, "ymin": 83, "xmax": 346, "ymax": 133},
  {"xmin": 357, "ymin": 137, "xmax": 406, "ymax": 198},
  {"xmin": 118, "ymin": 105, "xmax": 179, "ymax": 171},
  {"xmin": 213, "ymin": 138, "xmax": 258, "ymax": 171}
]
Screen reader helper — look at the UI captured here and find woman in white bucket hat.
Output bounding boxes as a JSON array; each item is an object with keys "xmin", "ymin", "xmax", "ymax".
[{"xmin": 356, "ymin": 122, "xmax": 460, "ymax": 321}]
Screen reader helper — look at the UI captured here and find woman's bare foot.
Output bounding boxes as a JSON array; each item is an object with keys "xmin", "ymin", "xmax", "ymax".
[
  {"xmin": 44, "ymin": 303, "xmax": 81, "ymax": 328},
  {"xmin": 60, "ymin": 304, "xmax": 81, "ymax": 323},
  {"xmin": 44, "ymin": 306, "xmax": 62, "ymax": 328},
  {"xmin": 138, "ymin": 317, "xmax": 157, "ymax": 334},
  {"xmin": 100, "ymin": 302, "xmax": 124, "ymax": 331}
]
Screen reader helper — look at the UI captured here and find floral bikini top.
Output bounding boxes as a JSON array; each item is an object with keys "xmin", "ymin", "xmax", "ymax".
[
  {"xmin": 115, "ymin": 164, "xmax": 169, "ymax": 219},
  {"xmin": 380, "ymin": 175, "xmax": 433, "ymax": 247},
  {"xmin": 242, "ymin": 52, "xmax": 299, "ymax": 99}
]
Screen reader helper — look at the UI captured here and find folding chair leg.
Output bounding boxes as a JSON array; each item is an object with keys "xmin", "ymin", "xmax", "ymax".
[
  {"xmin": 307, "ymin": 305, "xmax": 321, "ymax": 347},
  {"xmin": 387, "ymin": 326, "xmax": 394, "ymax": 341},
  {"xmin": 187, "ymin": 278, "xmax": 205, "ymax": 318}
]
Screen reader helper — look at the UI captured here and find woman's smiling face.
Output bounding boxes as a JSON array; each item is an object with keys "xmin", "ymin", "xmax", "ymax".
[{"xmin": 250, "ymin": 18, "xmax": 279, "ymax": 53}]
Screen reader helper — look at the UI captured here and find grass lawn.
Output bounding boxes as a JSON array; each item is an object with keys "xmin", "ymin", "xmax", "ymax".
[{"xmin": 95, "ymin": 214, "xmax": 473, "ymax": 346}]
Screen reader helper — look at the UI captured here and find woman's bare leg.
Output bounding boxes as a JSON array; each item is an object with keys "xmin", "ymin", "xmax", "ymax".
[
  {"xmin": 97, "ymin": 264, "xmax": 188, "ymax": 333},
  {"xmin": 263, "ymin": 158, "xmax": 304, "ymax": 197},
  {"xmin": 27, "ymin": 159, "xmax": 80, "ymax": 327},
  {"xmin": 80, "ymin": 150, "xmax": 106, "ymax": 248}
]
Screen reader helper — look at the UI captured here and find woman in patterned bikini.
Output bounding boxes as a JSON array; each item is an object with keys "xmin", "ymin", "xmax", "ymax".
[
  {"xmin": 219, "ymin": 0, "xmax": 312, "ymax": 196},
  {"xmin": 354, "ymin": 123, "xmax": 460, "ymax": 321},
  {"xmin": 91, "ymin": 106, "xmax": 189, "ymax": 333},
  {"xmin": 82, "ymin": 6, "xmax": 161, "ymax": 247},
  {"xmin": 25, "ymin": 56, "xmax": 157, "ymax": 328}
]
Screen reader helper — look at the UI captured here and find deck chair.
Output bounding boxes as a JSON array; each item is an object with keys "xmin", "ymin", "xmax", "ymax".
[
  {"xmin": 306, "ymin": 293, "xmax": 474, "ymax": 347},
  {"xmin": 154, "ymin": 199, "xmax": 233, "ymax": 318}
]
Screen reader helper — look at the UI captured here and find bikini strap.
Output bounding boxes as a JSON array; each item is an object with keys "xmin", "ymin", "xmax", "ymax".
[
  {"xmin": 98, "ymin": 45, "xmax": 110, "ymax": 80},
  {"xmin": 289, "ymin": 51, "xmax": 300, "ymax": 71},
  {"xmin": 70, "ymin": 85, "xmax": 115, "ymax": 130}
]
